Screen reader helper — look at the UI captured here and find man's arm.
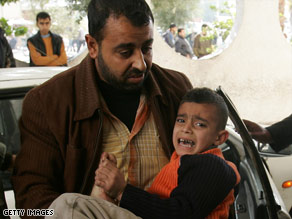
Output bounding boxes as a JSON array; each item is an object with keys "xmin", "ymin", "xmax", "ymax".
[
  {"xmin": 175, "ymin": 40, "xmax": 187, "ymax": 56},
  {"xmin": 244, "ymin": 115, "xmax": 292, "ymax": 152},
  {"xmin": 28, "ymin": 41, "xmax": 59, "ymax": 66},
  {"xmin": 193, "ymin": 35, "xmax": 200, "ymax": 57},
  {"xmin": 49, "ymin": 42, "xmax": 67, "ymax": 66},
  {"xmin": 266, "ymin": 114, "xmax": 292, "ymax": 152},
  {"xmin": 28, "ymin": 41, "xmax": 67, "ymax": 66},
  {"xmin": 164, "ymin": 33, "xmax": 175, "ymax": 48},
  {"xmin": 4, "ymin": 38, "xmax": 16, "ymax": 67},
  {"xmin": 12, "ymin": 90, "xmax": 64, "ymax": 212}
]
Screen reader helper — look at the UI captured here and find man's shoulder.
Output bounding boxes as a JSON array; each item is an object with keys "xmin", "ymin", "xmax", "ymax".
[
  {"xmin": 27, "ymin": 33, "xmax": 40, "ymax": 42},
  {"xmin": 29, "ymin": 56, "xmax": 92, "ymax": 97},
  {"xmin": 50, "ymin": 32, "xmax": 62, "ymax": 39},
  {"xmin": 194, "ymin": 34, "xmax": 201, "ymax": 40}
]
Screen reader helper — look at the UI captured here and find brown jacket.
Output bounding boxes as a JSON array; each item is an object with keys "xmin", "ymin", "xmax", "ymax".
[{"xmin": 12, "ymin": 55, "xmax": 192, "ymax": 214}]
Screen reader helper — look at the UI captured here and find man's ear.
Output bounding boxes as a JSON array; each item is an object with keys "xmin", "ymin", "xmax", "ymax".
[
  {"xmin": 214, "ymin": 130, "xmax": 229, "ymax": 146},
  {"xmin": 85, "ymin": 34, "xmax": 99, "ymax": 59}
]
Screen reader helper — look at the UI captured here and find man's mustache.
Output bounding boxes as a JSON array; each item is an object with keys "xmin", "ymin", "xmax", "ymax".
[{"xmin": 125, "ymin": 68, "xmax": 147, "ymax": 78}]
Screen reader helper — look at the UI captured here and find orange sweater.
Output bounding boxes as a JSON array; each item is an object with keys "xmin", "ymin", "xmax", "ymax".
[
  {"xmin": 28, "ymin": 37, "xmax": 67, "ymax": 66},
  {"xmin": 148, "ymin": 148, "xmax": 241, "ymax": 219}
]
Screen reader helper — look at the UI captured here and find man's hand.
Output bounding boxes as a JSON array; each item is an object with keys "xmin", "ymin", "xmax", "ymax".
[
  {"xmin": 243, "ymin": 119, "xmax": 274, "ymax": 144},
  {"xmin": 95, "ymin": 152, "xmax": 126, "ymax": 201}
]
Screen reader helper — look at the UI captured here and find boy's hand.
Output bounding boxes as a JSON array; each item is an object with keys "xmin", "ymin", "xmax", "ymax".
[{"xmin": 95, "ymin": 152, "xmax": 126, "ymax": 201}]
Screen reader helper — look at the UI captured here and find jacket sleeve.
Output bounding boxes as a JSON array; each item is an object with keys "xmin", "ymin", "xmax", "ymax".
[
  {"xmin": 120, "ymin": 154, "xmax": 236, "ymax": 219},
  {"xmin": 175, "ymin": 39, "xmax": 188, "ymax": 56},
  {"xmin": 4, "ymin": 37, "xmax": 16, "ymax": 67},
  {"xmin": 27, "ymin": 41, "xmax": 67, "ymax": 66},
  {"xmin": 50, "ymin": 42, "xmax": 67, "ymax": 66},
  {"xmin": 12, "ymin": 90, "xmax": 64, "ymax": 215},
  {"xmin": 266, "ymin": 114, "xmax": 292, "ymax": 152},
  {"xmin": 193, "ymin": 35, "xmax": 200, "ymax": 57}
]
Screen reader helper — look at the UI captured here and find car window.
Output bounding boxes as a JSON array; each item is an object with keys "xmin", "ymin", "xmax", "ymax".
[
  {"xmin": 259, "ymin": 143, "xmax": 292, "ymax": 155},
  {"xmin": 0, "ymin": 98, "xmax": 23, "ymax": 190}
]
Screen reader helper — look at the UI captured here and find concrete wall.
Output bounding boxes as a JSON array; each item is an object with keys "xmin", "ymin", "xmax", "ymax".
[{"xmin": 150, "ymin": 0, "xmax": 292, "ymax": 125}]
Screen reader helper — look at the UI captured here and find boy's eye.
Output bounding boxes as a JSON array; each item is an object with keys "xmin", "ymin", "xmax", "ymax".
[
  {"xmin": 195, "ymin": 122, "xmax": 206, "ymax": 127},
  {"xmin": 176, "ymin": 118, "xmax": 185, "ymax": 123}
]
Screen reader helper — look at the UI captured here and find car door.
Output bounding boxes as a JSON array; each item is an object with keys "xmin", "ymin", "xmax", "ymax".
[
  {"xmin": 258, "ymin": 143, "xmax": 292, "ymax": 213},
  {"xmin": 216, "ymin": 86, "xmax": 290, "ymax": 219}
]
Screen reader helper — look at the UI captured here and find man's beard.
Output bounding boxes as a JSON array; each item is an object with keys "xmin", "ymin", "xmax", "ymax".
[{"xmin": 97, "ymin": 50, "xmax": 149, "ymax": 92}]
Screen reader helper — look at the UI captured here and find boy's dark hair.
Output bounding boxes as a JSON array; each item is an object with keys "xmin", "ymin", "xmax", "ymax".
[
  {"xmin": 36, "ymin": 12, "xmax": 51, "ymax": 22},
  {"xmin": 87, "ymin": 0, "xmax": 154, "ymax": 43},
  {"xmin": 180, "ymin": 88, "xmax": 229, "ymax": 130}
]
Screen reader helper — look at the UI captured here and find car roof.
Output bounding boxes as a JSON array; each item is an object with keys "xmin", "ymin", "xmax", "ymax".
[{"xmin": 0, "ymin": 67, "xmax": 68, "ymax": 90}]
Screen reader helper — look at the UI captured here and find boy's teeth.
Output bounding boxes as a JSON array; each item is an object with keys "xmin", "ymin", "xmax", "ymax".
[{"xmin": 179, "ymin": 138, "xmax": 195, "ymax": 147}]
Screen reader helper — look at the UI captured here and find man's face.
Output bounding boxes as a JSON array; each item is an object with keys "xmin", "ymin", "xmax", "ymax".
[
  {"xmin": 172, "ymin": 102, "xmax": 225, "ymax": 156},
  {"xmin": 170, "ymin": 27, "xmax": 177, "ymax": 35},
  {"xmin": 37, "ymin": 18, "xmax": 51, "ymax": 36},
  {"xmin": 93, "ymin": 16, "xmax": 153, "ymax": 91},
  {"xmin": 202, "ymin": 26, "xmax": 208, "ymax": 36},
  {"xmin": 179, "ymin": 29, "xmax": 185, "ymax": 38}
]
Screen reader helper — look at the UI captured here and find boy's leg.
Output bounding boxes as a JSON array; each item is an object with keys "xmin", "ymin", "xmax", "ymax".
[{"xmin": 46, "ymin": 193, "xmax": 142, "ymax": 219}]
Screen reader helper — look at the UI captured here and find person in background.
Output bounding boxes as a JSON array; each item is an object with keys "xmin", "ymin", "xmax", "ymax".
[
  {"xmin": 27, "ymin": 11, "xmax": 67, "ymax": 66},
  {"xmin": 13, "ymin": 0, "xmax": 193, "ymax": 218},
  {"xmin": 193, "ymin": 24, "xmax": 212, "ymax": 59},
  {"xmin": 0, "ymin": 27, "xmax": 16, "ymax": 68},
  {"xmin": 163, "ymin": 23, "xmax": 177, "ymax": 48},
  {"xmin": 175, "ymin": 28, "xmax": 194, "ymax": 59},
  {"xmin": 244, "ymin": 115, "xmax": 292, "ymax": 152}
]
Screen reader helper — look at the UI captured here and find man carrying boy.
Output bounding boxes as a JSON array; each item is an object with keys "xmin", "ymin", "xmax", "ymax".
[{"xmin": 27, "ymin": 11, "xmax": 67, "ymax": 66}]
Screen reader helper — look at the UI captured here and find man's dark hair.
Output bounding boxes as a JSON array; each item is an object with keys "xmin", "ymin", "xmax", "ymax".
[
  {"xmin": 36, "ymin": 12, "xmax": 51, "ymax": 22},
  {"xmin": 169, "ymin": 23, "xmax": 176, "ymax": 29},
  {"xmin": 178, "ymin": 28, "xmax": 184, "ymax": 33},
  {"xmin": 202, "ymin": 24, "xmax": 208, "ymax": 29},
  {"xmin": 180, "ymin": 87, "xmax": 229, "ymax": 130},
  {"xmin": 88, "ymin": 0, "xmax": 154, "ymax": 43}
]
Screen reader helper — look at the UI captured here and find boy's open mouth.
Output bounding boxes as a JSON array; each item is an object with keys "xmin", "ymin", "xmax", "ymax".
[{"xmin": 178, "ymin": 138, "xmax": 195, "ymax": 148}]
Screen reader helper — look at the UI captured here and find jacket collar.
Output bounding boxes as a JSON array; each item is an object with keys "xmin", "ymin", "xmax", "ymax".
[{"xmin": 74, "ymin": 55, "xmax": 167, "ymax": 121}]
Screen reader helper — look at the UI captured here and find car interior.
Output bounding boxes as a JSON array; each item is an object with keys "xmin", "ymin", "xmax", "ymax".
[{"xmin": 219, "ymin": 138, "xmax": 271, "ymax": 219}]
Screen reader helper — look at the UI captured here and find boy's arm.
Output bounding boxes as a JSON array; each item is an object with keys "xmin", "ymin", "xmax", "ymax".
[{"xmin": 97, "ymin": 153, "xmax": 237, "ymax": 219}]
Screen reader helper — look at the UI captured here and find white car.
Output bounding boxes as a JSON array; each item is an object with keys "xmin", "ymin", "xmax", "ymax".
[{"xmin": 0, "ymin": 68, "xmax": 291, "ymax": 219}]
